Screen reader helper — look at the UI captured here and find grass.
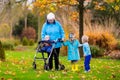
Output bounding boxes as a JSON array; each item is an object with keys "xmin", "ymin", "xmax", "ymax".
[{"xmin": 0, "ymin": 46, "xmax": 120, "ymax": 80}]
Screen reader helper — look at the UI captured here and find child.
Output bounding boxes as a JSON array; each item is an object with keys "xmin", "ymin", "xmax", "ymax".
[
  {"xmin": 41, "ymin": 35, "xmax": 53, "ymax": 53},
  {"xmin": 82, "ymin": 35, "xmax": 92, "ymax": 72},
  {"xmin": 63, "ymin": 33, "xmax": 81, "ymax": 71}
]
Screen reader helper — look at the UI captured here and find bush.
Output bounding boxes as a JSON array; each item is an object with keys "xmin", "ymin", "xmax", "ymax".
[
  {"xmin": 0, "ymin": 38, "xmax": 21, "ymax": 49},
  {"xmin": 116, "ymin": 40, "xmax": 120, "ymax": 50},
  {"xmin": 0, "ymin": 41, "xmax": 5, "ymax": 61},
  {"xmin": 2, "ymin": 42, "xmax": 14, "ymax": 50},
  {"xmin": 22, "ymin": 37, "xmax": 35, "ymax": 46},
  {"xmin": 108, "ymin": 50, "xmax": 120, "ymax": 59},
  {"xmin": 29, "ymin": 39, "xmax": 34, "ymax": 46},
  {"xmin": 14, "ymin": 39, "xmax": 21, "ymax": 46},
  {"xmin": 90, "ymin": 45, "xmax": 104, "ymax": 57},
  {"xmin": 21, "ymin": 27, "xmax": 36, "ymax": 41},
  {"xmin": 87, "ymin": 31, "xmax": 117, "ymax": 50},
  {"xmin": 22, "ymin": 37, "xmax": 29, "ymax": 46}
]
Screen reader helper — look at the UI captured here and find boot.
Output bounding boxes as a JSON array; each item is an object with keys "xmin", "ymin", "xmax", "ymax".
[
  {"xmin": 71, "ymin": 64, "xmax": 75, "ymax": 71},
  {"xmin": 75, "ymin": 64, "xmax": 79, "ymax": 71}
]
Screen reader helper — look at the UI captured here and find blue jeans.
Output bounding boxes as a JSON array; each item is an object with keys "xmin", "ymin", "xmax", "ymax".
[{"xmin": 84, "ymin": 55, "xmax": 91, "ymax": 71}]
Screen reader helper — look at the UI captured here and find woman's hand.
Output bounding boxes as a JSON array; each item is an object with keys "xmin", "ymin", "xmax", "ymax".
[{"xmin": 62, "ymin": 38, "xmax": 64, "ymax": 41}]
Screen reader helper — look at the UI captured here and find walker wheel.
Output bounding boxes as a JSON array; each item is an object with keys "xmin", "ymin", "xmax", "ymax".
[
  {"xmin": 32, "ymin": 62, "xmax": 36, "ymax": 69},
  {"xmin": 59, "ymin": 64, "xmax": 65, "ymax": 70},
  {"xmin": 44, "ymin": 64, "xmax": 49, "ymax": 70}
]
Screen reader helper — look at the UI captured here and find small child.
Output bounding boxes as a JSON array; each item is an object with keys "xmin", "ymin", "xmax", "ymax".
[
  {"xmin": 41, "ymin": 35, "xmax": 53, "ymax": 53},
  {"xmin": 82, "ymin": 35, "xmax": 92, "ymax": 72},
  {"xmin": 63, "ymin": 33, "xmax": 81, "ymax": 71}
]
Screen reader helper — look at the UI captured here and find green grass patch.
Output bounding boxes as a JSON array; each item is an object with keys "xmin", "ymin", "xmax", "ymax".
[{"xmin": 0, "ymin": 46, "xmax": 120, "ymax": 80}]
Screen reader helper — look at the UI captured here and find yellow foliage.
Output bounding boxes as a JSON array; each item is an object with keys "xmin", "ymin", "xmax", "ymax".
[
  {"xmin": 114, "ymin": 5, "xmax": 119, "ymax": 11},
  {"xmin": 86, "ymin": 31, "xmax": 117, "ymax": 50},
  {"xmin": 94, "ymin": 5, "xmax": 101, "ymax": 10},
  {"xmin": 70, "ymin": 12, "xmax": 78, "ymax": 22},
  {"xmin": 93, "ymin": 1, "xmax": 98, "ymax": 5},
  {"xmin": 69, "ymin": 0, "xmax": 78, "ymax": 5},
  {"xmin": 104, "ymin": 0, "xmax": 115, "ymax": 3},
  {"xmin": 100, "ymin": 6, "xmax": 106, "ymax": 10},
  {"xmin": 116, "ymin": 0, "xmax": 120, "ymax": 2}
]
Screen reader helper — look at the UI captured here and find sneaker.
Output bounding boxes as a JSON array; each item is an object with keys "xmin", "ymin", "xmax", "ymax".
[
  {"xmin": 84, "ymin": 70, "xmax": 90, "ymax": 73},
  {"xmin": 88, "ymin": 70, "xmax": 90, "ymax": 72},
  {"xmin": 84, "ymin": 71, "xmax": 87, "ymax": 73}
]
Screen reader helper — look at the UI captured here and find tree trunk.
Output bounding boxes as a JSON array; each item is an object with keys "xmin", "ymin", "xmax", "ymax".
[
  {"xmin": 10, "ymin": 21, "xmax": 13, "ymax": 39},
  {"xmin": 0, "ymin": 0, "xmax": 4, "ymax": 14},
  {"xmin": 0, "ymin": 40, "xmax": 5, "ymax": 61},
  {"xmin": 24, "ymin": 16, "xmax": 27, "ymax": 29},
  {"xmin": 24, "ymin": 0, "xmax": 28, "ymax": 29},
  {"xmin": 78, "ymin": 0, "xmax": 84, "ymax": 57},
  {"xmin": 8, "ymin": 0, "xmax": 12, "ymax": 39},
  {"xmin": 37, "ymin": 15, "xmax": 40, "ymax": 42}
]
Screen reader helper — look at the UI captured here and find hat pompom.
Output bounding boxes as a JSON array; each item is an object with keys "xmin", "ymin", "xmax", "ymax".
[{"xmin": 47, "ymin": 12, "xmax": 55, "ymax": 20}]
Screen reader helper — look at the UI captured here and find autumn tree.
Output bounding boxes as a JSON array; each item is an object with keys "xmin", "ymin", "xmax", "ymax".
[
  {"xmin": 0, "ymin": 41, "xmax": 5, "ymax": 61},
  {"xmin": 0, "ymin": 0, "xmax": 25, "ymax": 39},
  {"xmin": 0, "ymin": 0, "xmax": 33, "ymax": 39},
  {"xmin": 88, "ymin": 0, "xmax": 120, "ymax": 26},
  {"xmin": 0, "ymin": 23, "xmax": 11, "ymax": 38},
  {"xmin": 13, "ymin": 12, "xmax": 38, "ymax": 38}
]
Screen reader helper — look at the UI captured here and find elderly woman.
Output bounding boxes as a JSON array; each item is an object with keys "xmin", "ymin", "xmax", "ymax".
[{"xmin": 41, "ymin": 12, "xmax": 65, "ymax": 70}]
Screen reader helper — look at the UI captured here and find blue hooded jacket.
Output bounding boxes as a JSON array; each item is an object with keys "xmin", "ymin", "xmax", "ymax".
[
  {"xmin": 41, "ymin": 20, "xmax": 65, "ymax": 48},
  {"xmin": 63, "ymin": 39, "xmax": 80, "ymax": 60}
]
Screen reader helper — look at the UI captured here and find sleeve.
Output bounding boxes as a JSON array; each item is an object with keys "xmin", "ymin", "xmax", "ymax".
[
  {"xmin": 83, "ymin": 45, "xmax": 88, "ymax": 56},
  {"xmin": 76, "ymin": 40, "xmax": 82, "ymax": 47},
  {"xmin": 63, "ymin": 40, "xmax": 68, "ymax": 46},
  {"xmin": 79, "ymin": 44, "xmax": 83, "ymax": 47},
  {"xmin": 41, "ymin": 23, "xmax": 46, "ymax": 40},
  {"xmin": 58, "ymin": 22, "xmax": 65, "ymax": 39}
]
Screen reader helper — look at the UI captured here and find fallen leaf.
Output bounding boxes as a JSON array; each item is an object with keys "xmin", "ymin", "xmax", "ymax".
[
  {"xmin": 1, "ymin": 77, "xmax": 5, "ymax": 80},
  {"xmin": 36, "ymin": 74, "xmax": 40, "ymax": 77},
  {"xmin": 7, "ymin": 78, "xmax": 12, "ymax": 80},
  {"xmin": 12, "ymin": 62, "xmax": 15, "ymax": 66},
  {"xmin": 70, "ymin": 76, "xmax": 73, "ymax": 78},
  {"xmin": 92, "ymin": 76, "xmax": 97, "ymax": 79},
  {"xmin": 12, "ymin": 72, "xmax": 16, "ymax": 76},
  {"xmin": 81, "ymin": 75, "xmax": 86, "ymax": 79},
  {"xmin": 22, "ymin": 70, "xmax": 26, "ymax": 73},
  {"xmin": 4, "ymin": 70, "xmax": 9, "ymax": 74},
  {"xmin": 118, "ymin": 70, "xmax": 120, "ymax": 72},
  {"xmin": 111, "ymin": 73, "xmax": 116, "ymax": 78},
  {"xmin": 97, "ymin": 71, "xmax": 100, "ymax": 74},
  {"xmin": 62, "ymin": 71, "xmax": 67, "ymax": 75}
]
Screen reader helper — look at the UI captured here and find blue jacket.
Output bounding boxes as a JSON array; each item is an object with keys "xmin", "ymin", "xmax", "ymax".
[
  {"xmin": 41, "ymin": 20, "xmax": 65, "ymax": 48},
  {"xmin": 63, "ymin": 39, "xmax": 80, "ymax": 60},
  {"xmin": 83, "ymin": 42, "xmax": 91, "ymax": 56}
]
